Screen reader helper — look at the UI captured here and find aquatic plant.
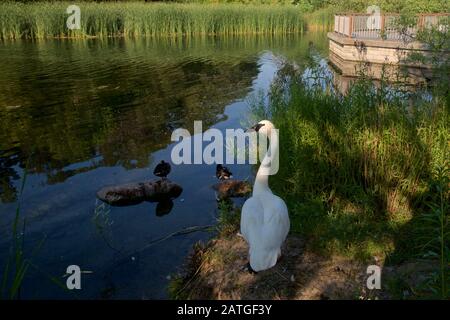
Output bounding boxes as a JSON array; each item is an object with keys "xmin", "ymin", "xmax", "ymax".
[
  {"xmin": 1, "ymin": 170, "xmax": 30, "ymax": 299},
  {"xmin": 0, "ymin": 169, "xmax": 48, "ymax": 299},
  {"xmin": 0, "ymin": 167, "xmax": 70, "ymax": 299},
  {"xmin": 0, "ymin": 2, "xmax": 307, "ymax": 39}
]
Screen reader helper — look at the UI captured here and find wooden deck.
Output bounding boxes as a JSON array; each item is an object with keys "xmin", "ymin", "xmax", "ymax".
[
  {"xmin": 328, "ymin": 32, "xmax": 429, "ymax": 65},
  {"xmin": 328, "ymin": 13, "xmax": 449, "ymax": 84}
]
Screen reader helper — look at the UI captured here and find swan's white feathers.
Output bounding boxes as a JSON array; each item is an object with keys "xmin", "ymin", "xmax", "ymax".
[
  {"xmin": 241, "ymin": 193, "xmax": 289, "ymax": 271},
  {"xmin": 240, "ymin": 197, "xmax": 263, "ymax": 243},
  {"xmin": 240, "ymin": 119, "xmax": 290, "ymax": 272}
]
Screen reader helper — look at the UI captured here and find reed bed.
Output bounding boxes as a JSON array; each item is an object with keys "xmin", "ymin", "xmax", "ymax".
[
  {"xmin": 304, "ymin": 6, "xmax": 335, "ymax": 31},
  {"xmin": 0, "ymin": 2, "xmax": 307, "ymax": 39}
]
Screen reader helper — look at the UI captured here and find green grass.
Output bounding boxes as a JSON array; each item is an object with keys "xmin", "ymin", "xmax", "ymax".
[
  {"xmin": 303, "ymin": 6, "xmax": 335, "ymax": 30},
  {"xmin": 0, "ymin": 2, "xmax": 307, "ymax": 39},
  {"xmin": 2, "ymin": 0, "xmax": 448, "ymax": 40},
  {"xmin": 258, "ymin": 57, "xmax": 449, "ymax": 297},
  {"xmin": 216, "ymin": 200, "xmax": 241, "ymax": 237}
]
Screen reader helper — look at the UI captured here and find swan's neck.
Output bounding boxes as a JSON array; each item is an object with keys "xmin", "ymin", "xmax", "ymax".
[
  {"xmin": 253, "ymin": 166, "xmax": 269, "ymax": 195},
  {"xmin": 253, "ymin": 130, "xmax": 278, "ymax": 195}
]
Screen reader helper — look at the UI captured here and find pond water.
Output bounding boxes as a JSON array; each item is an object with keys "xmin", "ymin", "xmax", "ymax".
[{"xmin": 0, "ymin": 33, "xmax": 328, "ymax": 299}]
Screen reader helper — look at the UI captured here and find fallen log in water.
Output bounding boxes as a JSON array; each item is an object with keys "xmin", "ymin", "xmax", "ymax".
[
  {"xmin": 212, "ymin": 180, "xmax": 252, "ymax": 200},
  {"xmin": 97, "ymin": 179, "xmax": 183, "ymax": 206}
]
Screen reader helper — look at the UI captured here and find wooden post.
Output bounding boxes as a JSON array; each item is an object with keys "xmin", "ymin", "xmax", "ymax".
[
  {"xmin": 349, "ymin": 15, "xmax": 353, "ymax": 38},
  {"xmin": 419, "ymin": 14, "xmax": 425, "ymax": 30},
  {"xmin": 334, "ymin": 15, "xmax": 337, "ymax": 33}
]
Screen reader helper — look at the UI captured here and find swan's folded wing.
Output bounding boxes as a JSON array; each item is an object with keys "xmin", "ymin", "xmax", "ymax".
[
  {"xmin": 261, "ymin": 203, "xmax": 290, "ymax": 250},
  {"xmin": 240, "ymin": 197, "xmax": 263, "ymax": 243}
]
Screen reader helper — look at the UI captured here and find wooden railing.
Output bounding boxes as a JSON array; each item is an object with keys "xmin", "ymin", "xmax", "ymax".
[{"xmin": 334, "ymin": 13, "xmax": 449, "ymax": 40}]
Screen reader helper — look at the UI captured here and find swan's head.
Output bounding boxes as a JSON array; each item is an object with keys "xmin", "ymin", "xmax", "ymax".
[{"xmin": 248, "ymin": 120, "xmax": 275, "ymax": 137}]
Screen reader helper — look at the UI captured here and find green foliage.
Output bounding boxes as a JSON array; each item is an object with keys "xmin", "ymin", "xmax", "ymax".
[
  {"xmin": 304, "ymin": 6, "xmax": 335, "ymax": 29},
  {"xmin": 263, "ymin": 51, "xmax": 449, "ymax": 297},
  {"xmin": 178, "ymin": 0, "xmax": 449, "ymax": 13},
  {"xmin": 410, "ymin": 19, "xmax": 450, "ymax": 104},
  {"xmin": 0, "ymin": 2, "xmax": 307, "ymax": 39},
  {"xmin": 310, "ymin": 0, "xmax": 449, "ymax": 13},
  {"xmin": 167, "ymin": 276, "xmax": 188, "ymax": 299},
  {"xmin": 217, "ymin": 200, "xmax": 241, "ymax": 237},
  {"xmin": 414, "ymin": 166, "xmax": 449, "ymax": 299}
]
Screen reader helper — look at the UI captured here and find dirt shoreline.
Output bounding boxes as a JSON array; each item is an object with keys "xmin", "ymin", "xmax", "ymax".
[
  {"xmin": 167, "ymin": 195, "xmax": 441, "ymax": 300},
  {"xmin": 169, "ymin": 231, "xmax": 396, "ymax": 300}
]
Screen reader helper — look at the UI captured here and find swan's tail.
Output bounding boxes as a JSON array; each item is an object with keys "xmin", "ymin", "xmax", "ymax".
[{"xmin": 249, "ymin": 246, "xmax": 280, "ymax": 272}]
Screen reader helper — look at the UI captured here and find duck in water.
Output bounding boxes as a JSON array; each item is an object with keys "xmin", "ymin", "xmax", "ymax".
[
  {"xmin": 153, "ymin": 160, "xmax": 171, "ymax": 179},
  {"xmin": 216, "ymin": 164, "xmax": 232, "ymax": 180}
]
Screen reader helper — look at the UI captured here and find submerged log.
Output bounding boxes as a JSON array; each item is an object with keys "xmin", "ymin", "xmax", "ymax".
[
  {"xmin": 213, "ymin": 180, "xmax": 252, "ymax": 200},
  {"xmin": 97, "ymin": 179, "xmax": 183, "ymax": 206}
]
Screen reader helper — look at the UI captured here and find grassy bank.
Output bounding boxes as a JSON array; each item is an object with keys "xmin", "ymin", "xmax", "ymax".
[
  {"xmin": 264, "ymin": 59, "xmax": 449, "ymax": 296},
  {"xmin": 169, "ymin": 204, "xmax": 380, "ymax": 300},
  {"xmin": 0, "ymin": 2, "xmax": 307, "ymax": 39},
  {"xmin": 171, "ymin": 69, "xmax": 449, "ymax": 299}
]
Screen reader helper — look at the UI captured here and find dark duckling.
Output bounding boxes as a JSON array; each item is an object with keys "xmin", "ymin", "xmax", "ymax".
[
  {"xmin": 216, "ymin": 164, "xmax": 232, "ymax": 180},
  {"xmin": 154, "ymin": 160, "xmax": 171, "ymax": 179}
]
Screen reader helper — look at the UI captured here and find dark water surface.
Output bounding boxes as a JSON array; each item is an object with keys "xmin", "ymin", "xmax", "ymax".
[{"xmin": 0, "ymin": 34, "xmax": 328, "ymax": 299}]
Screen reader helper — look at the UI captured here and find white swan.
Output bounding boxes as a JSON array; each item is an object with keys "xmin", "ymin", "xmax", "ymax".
[{"xmin": 240, "ymin": 120, "xmax": 290, "ymax": 272}]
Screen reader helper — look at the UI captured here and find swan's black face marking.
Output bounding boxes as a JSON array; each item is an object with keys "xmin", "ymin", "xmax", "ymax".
[{"xmin": 250, "ymin": 123, "xmax": 265, "ymax": 132}]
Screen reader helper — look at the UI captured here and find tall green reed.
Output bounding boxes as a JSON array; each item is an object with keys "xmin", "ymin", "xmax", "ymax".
[
  {"xmin": 0, "ymin": 2, "xmax": 307, "ymax": 39},
  {"xmin": 0, "ymin": 160, "xmax": 76, "ymax": 299},
  {"xmin": 417, "ymin": 165, "xmax": 449, "ymax": 299},
  {"xmin": 0, "ymin": 169, "xmax": 46, "ymax": 300}
]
